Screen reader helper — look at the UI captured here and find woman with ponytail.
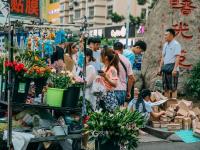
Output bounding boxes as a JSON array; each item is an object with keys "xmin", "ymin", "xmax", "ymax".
[{"xmin": 96, "ymin": 46, "xmax": 119, "ymax": 112}]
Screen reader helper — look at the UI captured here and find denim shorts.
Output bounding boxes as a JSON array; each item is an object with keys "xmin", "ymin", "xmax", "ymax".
[{"xmin": 114, "ymin": 90, "xmax": 126, "ymax": 106}]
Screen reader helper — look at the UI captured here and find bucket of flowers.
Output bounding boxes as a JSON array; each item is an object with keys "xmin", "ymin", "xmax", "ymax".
[
  {"xmin": 25, "ymin": 65, "xmax": 51, "ymax": 97},
  {"xmin": 46, "ymin": 70, "xmax": 83, "ymax": 108},
  {"xmin": 84, "ymin": 108, "xmax": 145, "ymax": 150},
  {"xmin": 20, "ymin": 50, "xmax": 52, "ymax": 97},
  {"xmin": 4, "ymin": 60, "xmax": 31, "ymax": 103}
]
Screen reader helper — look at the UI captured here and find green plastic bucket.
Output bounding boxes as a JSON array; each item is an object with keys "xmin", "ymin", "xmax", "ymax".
[{"xmin": 46, "ymin": 88, "xmax": 64, "ymax": 107}]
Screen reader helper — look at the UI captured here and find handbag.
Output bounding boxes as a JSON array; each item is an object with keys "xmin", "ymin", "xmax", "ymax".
[{"xmin": 161, "ymin": 63, "xmax": 175, "ymax": 73}]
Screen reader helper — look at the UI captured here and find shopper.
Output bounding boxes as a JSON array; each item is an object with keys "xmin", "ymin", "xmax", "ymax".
[
  {"xmin": 158, "ymin": 28, "xmax": 181, "ymax": 99},
  {"xmin": 64, "ymin": 42, "xmax": 79, "ymax": 74},
  {"xmin": 113, "ymin": 42, "xmax": 135, "ymax": 106},
  {"xmin": 97, "ymin": 47, "xmax": 119, "ymax": 112},
  {"xmin": 88, "ymin": 37, "xmax": 102, "ymax": 71},
  {"xmin": 127, "ymin": 40, "xmax": 147, "ymax": 101},
  {"xmin": 52, "ymin": 41, "xmax": 65, "ymax": 73},
  {"xmin": 85, "ymin": 48, "xmax": 97, "ymax": 110}
]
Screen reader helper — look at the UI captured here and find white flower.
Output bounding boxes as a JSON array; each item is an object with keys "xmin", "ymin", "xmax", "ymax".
[
  {"xmin": 51, "ymin": 69, "xmax": 56, "ymax": 73},
  {"xmin": 68, "ymin": 72, "xmax": 74, "ymax": 78},
  {"xmin": 65, "ymin": 71, "xmax": 71, "ymax": 75},
  {"xmin": 60, "ymin": 70, "xmax": 65, "ymax": 74},
  {"xmin": 72, "ymin": 80, "xmax": 75, "ymax": 84},
  {"xmin": 95, "ymin": 109, "xmax": 102, "ymax": 113}
]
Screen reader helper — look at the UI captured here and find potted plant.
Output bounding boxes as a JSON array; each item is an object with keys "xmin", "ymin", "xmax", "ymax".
[
  {"xmin": 25, "ymin": 65, "xmax": 51, "ymax": 97},
  {"xmin": 20, "ymin": 50, "xmax": 51, "ymax": 97},
  {"xmin": 62, "ymin": 75, "xmax": 84, "ymax": 108},
  {"xmin": 47, "ymin": 70, "xmax": 83, "ymax": 108},
  {"xmin": 4, "ymin": 60, "xmax": 30, "ymax": 103},
  {"xmin": 84, "ymin": 108, "xmax": 145, "ymax": 150},
  {"xmin": 46, "ymin": 70, "xmax": 74, "ymax": 107}
]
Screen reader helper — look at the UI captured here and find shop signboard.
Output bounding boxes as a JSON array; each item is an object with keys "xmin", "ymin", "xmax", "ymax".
[
  {"xmin": 8, "ymin": 0, "xmax": 40, "ymax": 17},
  {"xmin": 89, "ymin": 29, "xmax": 103, "ymax": 37},
  {"xmin": 104, "ymin": 24, "xmax": 135, "ymax": 38}
]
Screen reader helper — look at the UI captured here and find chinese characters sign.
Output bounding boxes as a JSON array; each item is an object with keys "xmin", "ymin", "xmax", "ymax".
[
  {"xmin": 172, "ymin": 22, "xmax": 193, "ymax": 39},
  {"xmin": 169, "ymin": 0, "xmax": 196, "ymax": 16},
  {"xmin": 9, "ymin": 0, "xmax": 39, "ymax": 17},
  {"xmin": 179, "ymin": 50, "xmax": 192, "ymax": 69}
]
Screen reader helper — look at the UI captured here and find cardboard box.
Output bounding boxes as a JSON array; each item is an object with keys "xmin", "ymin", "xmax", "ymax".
[
  {"xmin": 170, "ymin": 104, "xmax": 178, "ymax": 111},
  {"xmin": 166, "ymin": 110, "xmax": 175, "ymax": 118},
  {"xmin": 177, "ymin": 108, "xmax": 188, "ymax": 116},
  {"xmin": 188, "ymin": 110, "xmax": 196, "ymax": 120},
  {"xmin": 160, "ymin": 115, "xmax": 171, "ymax": 122},
  {"xmin": 152, "ymin": 121, "xmax": 161, "ymax": 128},
  {"xmin": 160, "ymin": 121, "xmax": 169, "ymax": 128},
  {"xmin": 181, "ymin": 100, "xmax": 193, "ymax": 110},
  {"xmin": 178, "ymin": 101, "xmax": 189, "ymax": 111},
  {"xmin": 166, "ymin": 107, "xmax": 176, "ymax": 118},
  {"xmin": 174, "ymin": 116, "xmax": 184, "ymax": 123},
  {"xmin": 193, "ymin": 107, "xmax": 200, "ymax": 116},
  {"xmin": 167, "ymin": 123, "xmax": 181, "ymax": 131},
  {"xmin": 196, "ymin": 122, "xmax": 200, "ymax": 130},
  {"xmin": 166, "ymin": 99, "xmax": 178, "ymax": 109},
  {"xmin": 183, "ymin": 118, "xmax": 192, "ymax": 130},
  {"xmin": 174, "ymin": 116, "xmax": 184, "ymax": 129}
]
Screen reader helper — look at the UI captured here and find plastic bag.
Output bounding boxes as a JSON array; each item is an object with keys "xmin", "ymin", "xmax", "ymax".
[{"xmin": 91, "ymin": 76, "xmax": 106, "ymax": 96}]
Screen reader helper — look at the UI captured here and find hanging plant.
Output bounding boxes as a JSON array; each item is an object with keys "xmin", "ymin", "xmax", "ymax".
[
  {"xmin": 110, "ymin": 12, "xmax": 125, "ymax": 23},
  {"xmin": 129, "ymin": 15, "xmax": 142, "ymax": 29},
  {"xmin": 137, "ymin": 0, "xmax": 147, "ymax": 5}
]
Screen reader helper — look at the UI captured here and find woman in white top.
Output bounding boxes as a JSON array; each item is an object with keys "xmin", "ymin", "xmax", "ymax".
[{"xmin": 84, "ymin": 48, "xmax": 97, "ymax": 110}]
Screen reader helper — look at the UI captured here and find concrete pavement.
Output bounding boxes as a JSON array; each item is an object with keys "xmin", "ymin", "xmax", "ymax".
[{"xmin": 137, "ymin": 141, "xmax": 200, "ymax": 150}]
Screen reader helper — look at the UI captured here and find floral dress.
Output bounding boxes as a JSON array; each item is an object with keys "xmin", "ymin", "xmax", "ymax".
[{"xmin": 97, "ymin": 66, "xmax": 119, "ymax": 112}]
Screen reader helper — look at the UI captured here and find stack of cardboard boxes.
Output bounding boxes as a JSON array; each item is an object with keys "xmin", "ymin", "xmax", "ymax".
[{"xmin": 151, "ymin": 99, "xmax": 200, "ymax": 135}]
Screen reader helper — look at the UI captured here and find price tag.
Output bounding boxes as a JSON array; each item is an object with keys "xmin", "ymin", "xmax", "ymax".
[
  {"xmin": 2, "ymin": 82, "xmax": 5, "ymax": 92},
  {"xmin": 18, "ymin": 83, "xmax": 26, "ymax": 93}
]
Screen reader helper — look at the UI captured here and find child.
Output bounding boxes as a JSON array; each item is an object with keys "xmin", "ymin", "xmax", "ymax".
[{"xmin": 130, "ymin": 89, "xmax": 165, "ymax": 124}]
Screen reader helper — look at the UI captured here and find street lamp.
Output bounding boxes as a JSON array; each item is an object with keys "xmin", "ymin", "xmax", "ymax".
[{"xmin": 125, "ymin": 0, "xmax": 131, "ymax": 49}]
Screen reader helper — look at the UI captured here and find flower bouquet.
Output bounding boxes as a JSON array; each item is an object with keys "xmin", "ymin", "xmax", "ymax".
[
  {"xmin": 4, "ymin": 60, "xmax": 28, "ymax": 78},
  {"xmin": 18, "ymin": 50, "xmax": 52, "ymax": 97},
  {"xmin": 25, "ymin": 65, "xmax": 51, "ymax": 97},
  {"xmin": 4, "ymin": 60, "xmax": 30, "ymax": 103}
]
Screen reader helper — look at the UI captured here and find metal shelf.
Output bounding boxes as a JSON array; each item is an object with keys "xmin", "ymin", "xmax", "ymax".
[
  {"xmin": 0, "ymin": 100, "xmax": 81, "ymax": 113},
  {"xmin": 30, "ymin": 134, "xmax": 82, "ymax": 143}
]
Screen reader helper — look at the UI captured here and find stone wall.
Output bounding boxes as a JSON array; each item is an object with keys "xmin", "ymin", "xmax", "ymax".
[{"xmin": 142, "ymin": 0, "xmax": 200, "ymax": 94}]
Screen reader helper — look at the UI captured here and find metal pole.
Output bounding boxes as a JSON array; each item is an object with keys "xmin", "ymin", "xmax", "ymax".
[
  {"xmin": 125, "ymin": 0, "xmax": 131, "ymax": 49},
  {"xmin": 7, "ymin": 3, "xmax": 13, "ymax": 150},
  {"xmin": 82, "ymin": 16, "xmax": 88, "ymax": 117}
]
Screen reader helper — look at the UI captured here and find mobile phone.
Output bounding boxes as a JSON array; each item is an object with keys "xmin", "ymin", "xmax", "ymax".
[{"xmin": 97, "ymin": 70, "xmax": 104, "ymax": 74}]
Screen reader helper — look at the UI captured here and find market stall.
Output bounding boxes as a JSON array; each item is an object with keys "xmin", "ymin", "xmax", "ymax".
[{"xmin": 0, "ymin": 21, "xmax": 85, "ymax": 150}]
